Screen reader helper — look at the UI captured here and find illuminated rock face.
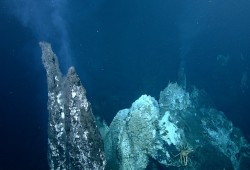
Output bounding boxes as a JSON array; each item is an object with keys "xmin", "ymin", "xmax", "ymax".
[
  {"xmin": 40, "ymin": 42, "xmax": 105, "ymax": 170},
  {"xmin": 105, "ymin": 83, "xmax": 250, "ymax": 170}
]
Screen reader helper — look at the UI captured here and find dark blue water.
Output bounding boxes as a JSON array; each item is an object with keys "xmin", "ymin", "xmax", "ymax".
[{"xmin": 1, "ymin": 0, "xmax": 250, "ymax": 169}]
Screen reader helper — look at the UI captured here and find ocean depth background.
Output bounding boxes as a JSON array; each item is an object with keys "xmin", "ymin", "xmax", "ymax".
[{"xmin": 0, "ymin": 0, "xmax": 250, "ymax": 169}]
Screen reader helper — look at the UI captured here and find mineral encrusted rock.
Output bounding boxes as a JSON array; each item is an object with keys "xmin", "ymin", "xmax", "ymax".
[
  {"xmin": 40, "ymin": 42, "xmax": 105, "ymax": 170},
  {"xmin": 105, "ymin": 83, "xmax": 250, "ymax": 170},
  {"xmin": 105, "ymin": 95, "xmax": 159, "ymax": 169}
]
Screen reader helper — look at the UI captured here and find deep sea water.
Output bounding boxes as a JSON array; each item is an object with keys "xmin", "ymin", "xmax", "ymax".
[{"xmin": 0, "ymin": 0, "xmax": 250, "ymax": 169}]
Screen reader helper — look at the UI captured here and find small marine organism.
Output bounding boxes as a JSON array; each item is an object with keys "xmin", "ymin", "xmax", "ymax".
[{"xmin": 175, "ymin": 144, "xmax": 194, "ymax": 166}]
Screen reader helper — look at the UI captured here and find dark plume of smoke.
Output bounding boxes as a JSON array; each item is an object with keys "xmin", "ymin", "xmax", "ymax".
[{"xmin": 6, "ymin": 0, "xmax": 71, "ymax": 70}]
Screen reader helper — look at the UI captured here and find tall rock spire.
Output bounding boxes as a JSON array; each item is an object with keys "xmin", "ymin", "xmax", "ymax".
[{"xmin": 40, "ymin": 42, "xmax": 105, "ymax": 170}]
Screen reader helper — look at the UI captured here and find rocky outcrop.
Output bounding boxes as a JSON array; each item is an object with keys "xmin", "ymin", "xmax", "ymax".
[
  {"xmin": 104, "ymin": 95, "xmax": 159, "ymax": 169},
  {"xmin": 40, "ymin": 42, "xmax": 105, "ymax": 170},
  {"xmin": 105, "ymin": 83, "xmax": 250, "ymax": 170}
]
